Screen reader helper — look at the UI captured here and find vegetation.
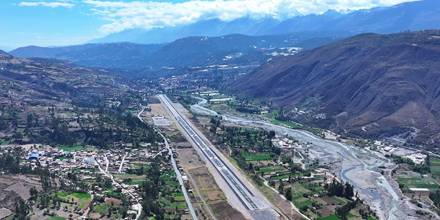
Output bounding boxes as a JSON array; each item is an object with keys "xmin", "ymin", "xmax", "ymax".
[
  {"xmin": 430, "ymin": 190, "xmax": 440, "ymax": 208},
  {"xmin": 140, "ymin": 157, "xmax": 187, "ymax": 219},
  {"xmin": 325, "ymin": 179, "xmax": 355, "ymax": 199}
]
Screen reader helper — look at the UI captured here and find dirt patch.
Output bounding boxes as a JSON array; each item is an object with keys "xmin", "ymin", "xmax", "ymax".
[
  {"xmin": 188, "ymin": 166, "xmax": 244, "ymax": 220},
  {"xmin": 0, "ymin": 175, "xmax": 41, "ymax": 212},
  {"xmin": 210, "ymin": 201, "xmax": 245, "ymax": 220},
  {"xmin": 0, "ymin": 207, "xmax": 12, "ymax": 219}
]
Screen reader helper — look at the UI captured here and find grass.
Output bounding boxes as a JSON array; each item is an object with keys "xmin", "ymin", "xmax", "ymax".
[
  {"xmin": 271, "ymin": 174, "xmax": 290, "ymax": 181},
  {"xmin": 319, "ymin": 214, "xmax": 341, "ymax": 220},
  {"xmin": 115, "ymin": 174, "xmax": 146, "ymax": 185},
  {"xmin": 241, "ymin": 152, "xmax": 274, "ymax": 161},
  {"xmin": 56, "ymin": 191, "xmax": 69, "ymax": 199},
  {"xmin": 430, "ymin": 157, "xmax": 440, "ymax": 178},
  {"xmin": 397, "ymin": 176, "xmax": 439, "ymax": 190},
  {"xmin": 47, "ymin": 216, "xmax": 65, "ymax": 220},
  {"xmin": 173, "ymin": 192, "xmax": 185, "ymax": 202},
  {"xmin": 334, "ymin": 196, "xmax": 349, "ymax": 206},
  {"xmin": 367, "ymin": 216, "xmax": 377, "ymax": 220},
  {"xmin": 293, "ymin": 197, "xmax": 314, "ymax": 210},
  {"xmin": 257, "ymin": 166, "xmax": 286, "ymax": 174},
  {"xmin": 55, "ymin": 191, "xmax": 92, "ymax": 209},
  {"xmin": 71, "ymin": 192, "xmax": 91, "ymax": 200},
  {"xmin": 93, "ymin": 203, "xmax": 111, "ymax": 215},
  {"xmin": 0, "ymin": 139, "xmax": 8, "ymax": 145},
  {"xmin": 58, "ymin": 144, "xmax": 86, "ymax": 152},
  {"xmin": 270, "ymin": 118, "xmax": 303, "ymax": 129},
  {"xmin": 71, "ymin": 192, "xmax": 92, "ymax": 209},
  {"xmin": 105, "ymin": 189, "xmax": 123, "ymax": 199}
]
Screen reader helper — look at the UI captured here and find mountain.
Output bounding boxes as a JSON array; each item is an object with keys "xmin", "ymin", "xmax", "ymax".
[
  {"xmin": 10, "ymin": 43, "xmax": 162, "ymax": 71},
  {"xmin": 92, "ymin": 17, "xmax": 280, "ymax": 44},
  {"xmin": 94, "ymin": 0, "xmax": 440, "ymax": 44},
  {"xmin": 0, "ymin": 50, "xmax": 11, "ymax": 58},
  {"xmin": 269, "ymin": 0, "xmax": 440, "ymax": 35},
  {"xmin": 0, "ymin": 50, "xmax": 122, "ymax": 107},
  {"xmin": 11, "ymin": 33, "xmax": 342, "ymax": 73},
  {"xmin": 230, "ymin": 30, "xmax": 440, "ymax": 149}
]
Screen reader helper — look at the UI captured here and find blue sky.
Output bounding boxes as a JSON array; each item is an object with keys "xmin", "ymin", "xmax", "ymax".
[{"xmin": 0, "ymin": 0, "xmax": 416, "ymax": 50}]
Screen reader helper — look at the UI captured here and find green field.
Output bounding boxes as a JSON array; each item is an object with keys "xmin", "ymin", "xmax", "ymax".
[
  {"xmin": 58, "ymin": 144, "xmax": 86, "ymax": 152},
  {"xmin": 173, "ymin": 192, "xmax": 185, "ymax": 202},
  {"xmin": 47, "ymin": 216, "xmax": 65, "ymax": 220},
  {"xmin": 56, "ymin": 191, "xmax": 69, "ymax": 199},
  {"xmin": 71, "ymin": 192, "xmax": 92, "ymax": 209},
  {"xmin": 257, "ymin": 165, "xmax": 286, "ymax": 174},
  {"xmin": 56, "ymin": 191, "xmax": 92, "ymax": 209},
  {"xmin": 105, "ymin": 189, "xmax": 123, "ymax": 199},
  {"xmin": 319, "ymin": 214, "xmax": 341, "ymax": 220},
  {"xmin": 93, "ymin": 203, "xmax": 111, "ymax": 215},
  {"xmin": 397, "ymin": 176, "xmax": 439, "ymax": 190},
  {"xmin": 241, "ymin": 152, "xmax": 274, "ymax": 161},
  {"xmin": 115, "ymin": 174, "xmax": 146, "ymax": 185},
  {"xmin": 431, "ymin": 157, "xmax": 440, "ymax": 178},
  {"xmin": 270, "ymin": 118, "xmax": 303, "ymax": 129}
]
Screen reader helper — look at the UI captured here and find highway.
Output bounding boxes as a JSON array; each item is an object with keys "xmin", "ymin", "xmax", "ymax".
[{"xmin": 158, "ymin": 95, "xmax": 280, "ymax": 220}]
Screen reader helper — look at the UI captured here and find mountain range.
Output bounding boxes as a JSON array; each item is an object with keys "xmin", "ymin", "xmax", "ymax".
[
  {"xmin": 94, "ymin": 0, "xmax": 440, "ymax": 44},
  {"xmin": 230, "ymin": 30, "xmax": 440, "ymax": 149},
  {"xmin": 10, "ymin": 33, "xmax": 341, "ymax": 73}
]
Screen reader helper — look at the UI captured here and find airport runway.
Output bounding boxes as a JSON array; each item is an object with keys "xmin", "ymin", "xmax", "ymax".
[{"xmin": 158, "ymin": 94, "xmax": 279, "ymax": 220}]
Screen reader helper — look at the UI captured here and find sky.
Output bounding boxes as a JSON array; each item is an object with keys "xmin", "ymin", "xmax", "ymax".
[{"xmin": 0, "ymin": 0, "xmax": 417, "ymax": 50}]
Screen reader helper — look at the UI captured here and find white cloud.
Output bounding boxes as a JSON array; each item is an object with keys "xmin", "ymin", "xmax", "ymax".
[
  {"xmin": 18, "ymin": 1, "xmax": 74, "ymax": 8},
  {"xmin": 83, "ymin": 0, "xmax": 417, "ymax": 34}
]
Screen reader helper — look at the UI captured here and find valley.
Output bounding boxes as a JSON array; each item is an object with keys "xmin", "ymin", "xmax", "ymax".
[{"xmin": 1, "ymin": 1, "xmax": 440, "ymax": 219}]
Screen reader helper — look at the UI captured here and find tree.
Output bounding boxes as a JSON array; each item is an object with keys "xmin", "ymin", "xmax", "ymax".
[
  {"xmin": 344, "ymin": 182, "xmax": 354, "ymax": 199},
  {"xmin": 15, "ymin": 198, "xmax": 29, "ymax": 220},
  {"xmin": 278, "ymin": 181, "xmax": 284, "ymax": 194},
  {"xmin": 285, "ymin": 187, "xmax": 292, "ymax": 201},
  {"xmin": 29, "ymin": 187, "xmax": 38, "ymax": 200},
  {"xmin": 430, "ymin": 190, "xmax": 440, "ymax": 208}
]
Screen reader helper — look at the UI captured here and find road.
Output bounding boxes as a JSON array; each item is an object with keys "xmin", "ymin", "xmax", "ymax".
[
  {"xmin": 158, "ymin": 94, "xmax": 279, "ymax": 220},
  {"xmin": 95, "ymin": 156, "xmax": 142, "ymax": 220},
  {"xmin": 160, "ymin": 132, "xmax": 199, "ymax": 220},
  {"xmin": 137, "ymin": 107, "xmax": 198, "ymax": 220},
  {"xmin": 118, "ymin": 152, "xmax": 128, "ymax": 173}
]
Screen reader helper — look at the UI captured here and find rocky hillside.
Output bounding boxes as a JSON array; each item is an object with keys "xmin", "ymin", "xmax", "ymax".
[
  {"xmin": 231, "ymin": 30, "xmax": 440, "ymax": 148},
  {"xmin": 0, "ymin": 50, "xmax": 122, "ymax": 107}
]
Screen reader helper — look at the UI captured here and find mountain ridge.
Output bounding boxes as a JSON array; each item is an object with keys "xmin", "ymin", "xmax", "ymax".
[
  {"xmin": 10, "ymin": 33, "xmax": 342, "ymax": 73},
  {"xmin": 230, "ymin": 30, "xmax": 440, "ymax": 149},
  {"xmin": 93, "ymin": 0, "xmax": 440, "ymax": 44}
]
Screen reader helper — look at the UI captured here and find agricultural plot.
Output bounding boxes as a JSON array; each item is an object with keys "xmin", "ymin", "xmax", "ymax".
[
  {"xmin": 115, "ymin": 174, "xmax": 146, "ymax": 186},
  {"xmin": 397, "ymin": 175, "xmax": 439, "ymax": 190},
  {"xmin": 430, "ymin": 157, "xmax": 440, "ymax": 179},
  {"xmin": 241, "ymin": 152, "xmax": 275, "ymax": 161},
  {"xmin": 58, "ymin": 144, "xmax": 88, "ymax": 152},
  {"xmin": 47, "ymin": 216, "xmax": 65, "ymax": 220},
  {"xmin": 56, "ymin": 191, "xmax": 92, "ymax": 209}
]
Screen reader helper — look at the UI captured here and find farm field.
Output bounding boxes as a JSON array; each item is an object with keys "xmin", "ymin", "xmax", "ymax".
[
  {"xmin": 430, "ymin": 157, "xmax": 440, "ymax": 179},
  {"xmin": 397, "ymin": 175, "xmax": 439, "ymax": 190},
  {"xmin": 241, "ymin": 152, "xmax": 274, "ymax": 161}
]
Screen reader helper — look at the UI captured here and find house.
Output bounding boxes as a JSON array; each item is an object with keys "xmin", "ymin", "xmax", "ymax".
[{"xmin": 409, "ymin": 188, "xmax": 430, "ymax": 199}]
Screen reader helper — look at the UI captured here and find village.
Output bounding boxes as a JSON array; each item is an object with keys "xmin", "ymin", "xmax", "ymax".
[{"xmin": 0, "ymin": 140, "xmax": 192, "ymax": 220}]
